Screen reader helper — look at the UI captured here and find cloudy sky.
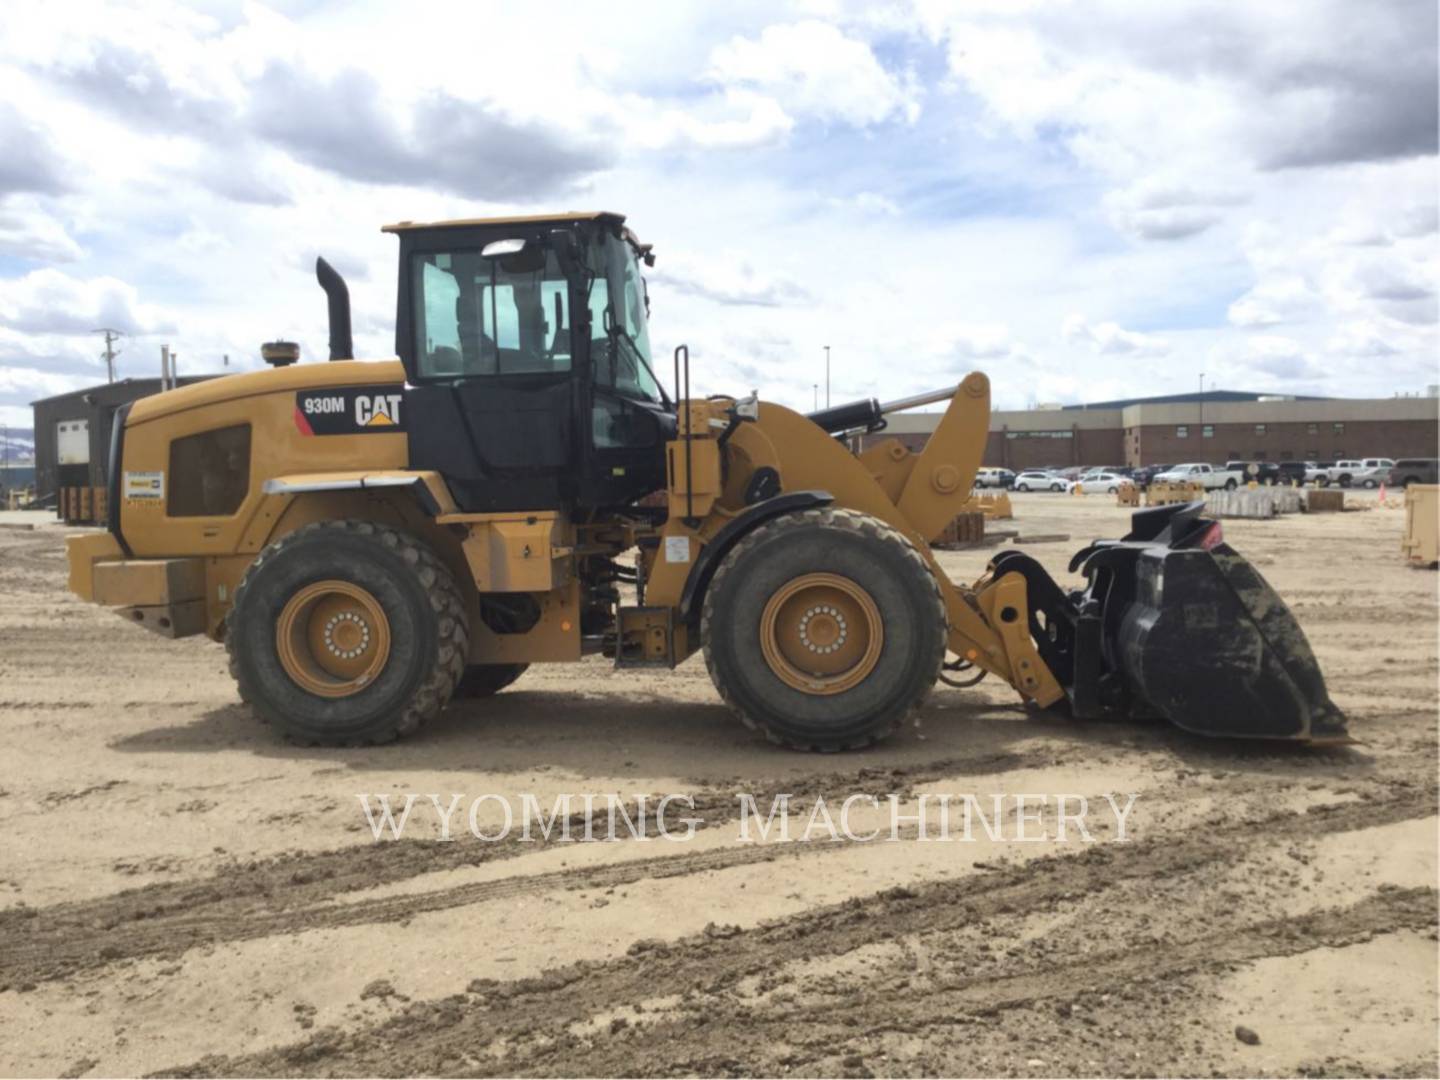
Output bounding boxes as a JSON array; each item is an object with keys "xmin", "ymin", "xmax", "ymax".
[{"xmin": 0, "ymin": 0, "xmax": 1436, "ymax": 431}]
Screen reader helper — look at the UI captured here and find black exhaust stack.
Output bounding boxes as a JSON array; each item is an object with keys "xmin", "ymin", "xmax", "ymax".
[{"xmin": 315, "ymin": 256, "xmax": 353, "ymax": 361}]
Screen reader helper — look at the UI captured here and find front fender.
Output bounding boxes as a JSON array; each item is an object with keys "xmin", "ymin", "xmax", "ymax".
[{"xmin": 677, "ymin": 490, "xmax": 833, "ymax": 622}]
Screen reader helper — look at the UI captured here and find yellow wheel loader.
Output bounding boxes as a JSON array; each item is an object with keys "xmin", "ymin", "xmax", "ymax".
[{"xmin": 66, "ymin": 212, "xmax": 1349, "ymax": 748}]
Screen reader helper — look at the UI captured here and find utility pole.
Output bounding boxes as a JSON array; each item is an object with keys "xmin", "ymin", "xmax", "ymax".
[
  {"xmin": 92, "ymin": 329, "xmax": 124, "ymax": 383},
  {"xmin": 824, "ymin": 345, "xmax": 831, "ymax": 408},
  {"xmin": 1198, "ymin": 372, "xmax": 1205, "ymax": 434}
]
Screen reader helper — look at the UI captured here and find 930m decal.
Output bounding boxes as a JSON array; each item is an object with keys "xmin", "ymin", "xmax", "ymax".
[{"xmin": 294, "ymin": 387, "xmax": 406, "ymax": 435}]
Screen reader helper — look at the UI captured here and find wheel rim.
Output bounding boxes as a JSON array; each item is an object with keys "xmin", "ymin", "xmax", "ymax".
[
  {"xmin": 276, "ymin": 580, "xmax": 391, "ymax": 697},
  {"xmin": 759, "ymin": 572, "xmax": 884, "ymax": 695}
]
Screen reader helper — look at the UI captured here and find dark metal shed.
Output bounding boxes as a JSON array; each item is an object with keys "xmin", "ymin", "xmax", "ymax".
[{"xmin": 31, "ymin": 377, "xmax": 215, "ymax": 502}]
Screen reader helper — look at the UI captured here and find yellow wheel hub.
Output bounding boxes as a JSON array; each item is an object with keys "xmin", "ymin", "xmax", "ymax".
[
  {"xmin": 276, "ymin": 580, "xmax": 391, "ymax": 698},
  {"xmin": 759, "ymin": 572, "xmax": 884, "ymax": 695}
]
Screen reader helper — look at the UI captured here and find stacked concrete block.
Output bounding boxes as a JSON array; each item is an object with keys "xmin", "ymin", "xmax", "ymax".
[{"xmin": 1206, "ymin": 488, "xmax": 1303, "ymax": 519}]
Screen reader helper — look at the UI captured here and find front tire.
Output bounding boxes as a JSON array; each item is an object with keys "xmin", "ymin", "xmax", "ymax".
[
  {"xmin": 1224, "ymin": 479, "xmax": 1238, "ymax": 490},
  {"xmin": 1016, "ymin": 483, "xmax": 1030, "ymax": 492},
  {"xmin": 1051, "ymin": 482, "xmax": 1063, "ymax": 492},
  {"xmin": 226, "ymin": 521, "xmax": 468, "ymax": 745},
  {"xmin": 702, "ymin": 508, "xmax": 945, "ymax": 751}
]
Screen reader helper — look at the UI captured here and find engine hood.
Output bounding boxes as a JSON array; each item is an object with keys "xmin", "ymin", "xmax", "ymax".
[{"xmin": 127, "ymin": 359, "xmax": 405, "ymax": 427}]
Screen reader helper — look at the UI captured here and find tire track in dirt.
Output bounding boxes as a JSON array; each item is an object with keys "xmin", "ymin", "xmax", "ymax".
[
  {"xmin": 0, "ymin": 750, "xmax": 1047, "ymax": 988},
  {"xmin": 479, "ymin": 891, "xmax": 1438, "ymax": 1079},
  {"xmin": 149, "ymin": 789, "xmax": 1437, "ymax": 1077}
]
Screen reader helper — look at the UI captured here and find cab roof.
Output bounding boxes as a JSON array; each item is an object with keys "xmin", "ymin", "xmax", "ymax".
[{"xmin": 381, "ymin": 211, "xmax": 625, "ymax": 233}]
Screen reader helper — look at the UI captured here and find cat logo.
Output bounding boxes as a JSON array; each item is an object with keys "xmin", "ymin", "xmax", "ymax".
[
  {"xmin": 294, "ymin": 386, "xmax": 407, "ymax": 436},
  {"xmin": 355, "ymin": 393, "xmax": 403, "ymax": 427}
]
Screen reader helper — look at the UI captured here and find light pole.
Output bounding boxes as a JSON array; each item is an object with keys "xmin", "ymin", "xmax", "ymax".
[
  {"xmin": 813, "ymin": 383, "xmax": 819, "ymax": 411},
  {"xmin": 824, "ymin": 345, "xmax": 830, "ymax": 407},
  {"xmin": 1198, "ymin": 372, "xmax": 1205, "ymax": 441}
]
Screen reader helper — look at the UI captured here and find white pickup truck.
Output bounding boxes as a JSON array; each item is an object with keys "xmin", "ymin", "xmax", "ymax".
[
  {"xmin": 1319, "ymin": 458, "xmax": 1394, "ymax": 488},
  {"xmin": 1151, "ymin": 462, "xmax": 1244, "ymax": 490}
]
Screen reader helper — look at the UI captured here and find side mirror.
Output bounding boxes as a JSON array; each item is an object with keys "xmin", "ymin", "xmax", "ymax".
[{"xmin": 481, "ymin": 238, "xmax": 527, "ymax": 258}]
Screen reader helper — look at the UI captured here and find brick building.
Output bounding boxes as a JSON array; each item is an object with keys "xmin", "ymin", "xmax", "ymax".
[{"xmin": 864, "ymin": 392, "xmax": 1438, "ymax": 469}]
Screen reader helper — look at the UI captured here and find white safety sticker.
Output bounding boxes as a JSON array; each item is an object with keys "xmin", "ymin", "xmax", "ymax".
[
  {"xmin": 664, "ymin": 536, "xmax": 691, "ymax": 564},
  {"xmin": 123, "ymin": 471, "xmax": 164, "ymax": 500}
]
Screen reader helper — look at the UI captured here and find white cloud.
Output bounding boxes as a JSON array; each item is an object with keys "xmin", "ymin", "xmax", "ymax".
[
  {"xmin": 652, "ymin": 251, "xmax": 813, "ymax": 308},
  {"xmin": 826, "ymin": 191, "xmax": 902, "ymax": 216},
  {"xmin": 0, "ymin": 200, "xmax": 82, "ymax": 261},
  {"xmin": 1203, "ymin": 334, "xmax": 1321, "ymax": 384},
  {"xmin": 0, "ymin": 2, "xmax": 1431, "ymax": 424},
  {"xmin": 1227, "ymin": 275, "xmax": 1320, "ymax": 327},
  {"xmin": 1326, "ymin": 323, "xmax": 1401, "ymax": 358},
  {"xmin": 708, "ymin": 20, "xmax": 920, "ymax": 127},
  {"xmin": 1062, "ymin": 314, "xmax": 1169, "ymax": 356},
  {"xmin": 0, "ymin": 269, "xmax": 172, "ymax": 336},
  {"xmin": 0, "ymin": 363, "xmax": 90, "ymax": 399},
  {"xmin": 620, "ymin": 89, "xmax": 795, "ymax": 151},
  {"xmin": 924, "ymin": 322, "xmax": 1017, "ymax": 361},
  {"xmin": 1103, "ymin": 177, "xmax": 1246, "ymax": 242}
]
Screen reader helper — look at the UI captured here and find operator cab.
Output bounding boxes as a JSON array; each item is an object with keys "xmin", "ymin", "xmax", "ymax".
[{"xmin": 386, "ymin": 212, "xmax": 676, "ymax": 512}]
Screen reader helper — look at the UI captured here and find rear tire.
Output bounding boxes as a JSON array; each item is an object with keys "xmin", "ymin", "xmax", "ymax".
[
  {"xmin": 1224, "ymin": 479, "xmax": 1237, "ymax": 490},
  {"xmin": 702, "ymin": 508, "xmax": 945, "ymax": 751},
  {"xmin": 225, "ymin": 521, "xmax": 468, "ymax": 745},
  {"xmin": 455, "ymin": 663, "xmax": 528, "ymax": 697}
]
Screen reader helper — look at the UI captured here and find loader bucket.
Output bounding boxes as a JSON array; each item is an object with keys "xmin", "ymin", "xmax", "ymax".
[
  {"xmin": 997, "ymin": 501, "xmax": 1349, "ymax": 742},
  {"xmin": 1086, "ymin": 501, "xmax": 1347, "ymax": 741}
]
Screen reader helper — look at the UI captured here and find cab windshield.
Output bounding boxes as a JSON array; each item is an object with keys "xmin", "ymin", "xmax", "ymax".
[{"xmin": 588, "ymin": 233, "xmax": 662, "ymax": 403}]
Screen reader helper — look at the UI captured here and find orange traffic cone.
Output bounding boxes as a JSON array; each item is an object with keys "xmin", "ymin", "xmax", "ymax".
[{"xmin": 1378, "ymin": 481, "xmax": 1387, "ymax": 503}]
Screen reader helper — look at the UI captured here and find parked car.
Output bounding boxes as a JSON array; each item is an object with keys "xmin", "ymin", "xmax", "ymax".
[
  {"xmin": 1224, "ymin": 460, "xmax": 1280, "ymax": 485},
  {"xmin": 1152, "ymin": 462, "xmax": 1244, "ymax": 490},
  {"xmin": 974, "ymin": 467, "xmax": 1016, "ymax": 489},
  {"xmin": 1320, "ymin": 458, "xmax": 1395, "ymax": 488},
  {"xmin": 1013, "ymin": 470, "xmax": 1072, "ymax": 492},
  {"xmin": 1075, "ymin": 470, "xmax": 1133, "ymax": 494},
  {"xmin": 1131, "ymin": 463, "xmax": 1173, "ymax": 490},
  {"xmin": 1306, "ymin": 461, "xmax": 1333, "ymax": 483},
  {"xmin": 1275, "ymin": 461, "xmax": 1308, "ymax": 485},
  {"xmin": 1387, "ymin": 458, "xmax": 1439, "ymax": 487}
]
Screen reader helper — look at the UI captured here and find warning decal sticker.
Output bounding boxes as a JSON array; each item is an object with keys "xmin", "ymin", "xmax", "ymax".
[{"xmin": 123, "ymin": 471, "xmax": 164, "ymax": 500}]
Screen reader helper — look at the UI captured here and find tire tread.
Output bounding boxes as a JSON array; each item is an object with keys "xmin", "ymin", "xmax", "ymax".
[
  {"xmin": 700, "ymin": 507, "xmax": 944, "ymax": 751},
  {"xmin": 224, "ymin": 519, "xmax": 467, "ymax": 745}
]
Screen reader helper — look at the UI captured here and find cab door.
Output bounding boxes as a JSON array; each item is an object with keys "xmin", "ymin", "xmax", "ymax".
[
  {"xmin": 403, "ymin": 240, "xmax": 581, "ymax": 512},
  {"xmin": 574, "ymin": 240, "xmax": 675, "ymax": 508}
]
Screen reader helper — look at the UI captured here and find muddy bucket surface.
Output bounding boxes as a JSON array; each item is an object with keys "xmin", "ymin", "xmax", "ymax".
[{"xmin": 1115, "ymin": 543, "xmax": 1349, "ymax": 741}]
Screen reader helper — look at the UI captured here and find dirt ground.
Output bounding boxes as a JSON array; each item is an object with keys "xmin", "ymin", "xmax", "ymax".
[{"xmin": 0, "ymin": 491, "xmax": 1436, "ymax": 1078}]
